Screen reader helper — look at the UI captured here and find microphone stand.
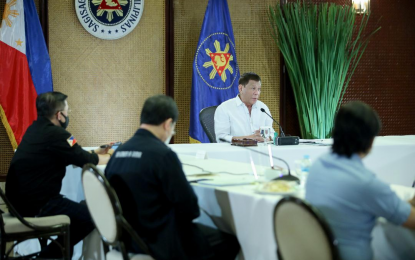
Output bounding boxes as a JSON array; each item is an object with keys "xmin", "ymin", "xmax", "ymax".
[
  {"xmin": 220, "ymin": 138, "xmax": 300, "ymax": 183},
  {"xmin": 260, "ymin": 108, "xmax": 285, "ymax": 137}
]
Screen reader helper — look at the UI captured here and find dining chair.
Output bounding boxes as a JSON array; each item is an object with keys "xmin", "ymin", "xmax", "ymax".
[
  {"xmin": 82, "ymin": 164, "xmax": 154, "ymax": 260},
  {"xmin": 0, "ymin": 187, "xmax": 70, "ymax": 260},
  {"xmin": 273, "ymin": 196, "xmax": 339, "ymax": 260}
]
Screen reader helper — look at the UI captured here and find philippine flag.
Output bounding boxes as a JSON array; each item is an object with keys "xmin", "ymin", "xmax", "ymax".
[{"xmin": 0, "ymin": 0, "xmax": 53, "ymax": 150}]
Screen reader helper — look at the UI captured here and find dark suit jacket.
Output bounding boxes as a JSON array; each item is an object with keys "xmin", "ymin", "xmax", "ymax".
[
  {"xmin": 6, "ymin": 116, "xmax": 98, "ymax": 216},
  {"xmin": 105, "ymin": 129, "xmax": 212, "ymax": 260}
]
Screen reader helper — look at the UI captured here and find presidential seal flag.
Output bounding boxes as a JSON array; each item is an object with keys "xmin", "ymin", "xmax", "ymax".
[
  {"xmin": 189, "ymin": 0, "xmax": 239, "ymax": 143},
  {"xmin": 0, "ymin": 0, "xmax": 53, "ymax": 150},
  {"xmin": 75, "ymin": 0, "xmax": 144, "ymax": 40}
]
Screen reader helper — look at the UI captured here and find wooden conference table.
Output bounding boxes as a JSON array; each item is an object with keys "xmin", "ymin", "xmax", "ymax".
[{"xmin": 16, "ymin": 136, "xmax": 415, "ymax": 260}]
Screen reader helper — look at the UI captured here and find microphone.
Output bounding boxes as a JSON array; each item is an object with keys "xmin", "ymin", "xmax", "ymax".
[
  {"xmin": 219, "ymin": 138, "xmax": 300, "ymax": 183},
  {"xmin": 260, "ymin": 108, "xmax": 300, "ymax": 145},
  {"xmin": 260, "ymin": 108, "xmax": 285, "ymax": 137}
]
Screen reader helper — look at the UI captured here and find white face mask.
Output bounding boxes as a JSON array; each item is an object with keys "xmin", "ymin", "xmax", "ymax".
[
  {"xmin": 164, "ymin": 134, "xmax": 173, "ymax": 145},
  {"xmin": 164, "ymin": 125, "xmax": 176, "ymax": 145}
]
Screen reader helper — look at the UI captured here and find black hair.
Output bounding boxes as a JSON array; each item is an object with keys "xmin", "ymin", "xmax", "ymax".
[
  {"xmin": 332, "ymin": 101, "xmax": 381, "ymax": 158},
  {"xmin": 140, "ymin": 95, "xmax": 179, "ymax": 125},
  {"xmin": 36, "ymin": 92, "xmax": 68, "ymax": 119},
  {"xmin": 238, "ymin": 72, "xmax": 261, "ymax": 86}
]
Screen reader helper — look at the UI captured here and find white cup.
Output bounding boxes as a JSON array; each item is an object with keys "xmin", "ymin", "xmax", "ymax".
[{"xmin": 260, "ymin": 126, "xmax": 271, "ymax": 141}]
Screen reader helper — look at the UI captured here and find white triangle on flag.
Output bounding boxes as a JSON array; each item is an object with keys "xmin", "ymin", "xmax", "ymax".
[{"xmin": 0, "ymin": 0, "xmax": 26, "ymax": 54}]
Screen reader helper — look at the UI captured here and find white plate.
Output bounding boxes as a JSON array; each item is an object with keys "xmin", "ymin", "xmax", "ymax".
[
  {"xmin": 254, "ymin": 181, "xmax": 299, "ymax": 195},
  {"xmin": 254, "ymin": 187, "xmax": 298, "ymax": 195}
]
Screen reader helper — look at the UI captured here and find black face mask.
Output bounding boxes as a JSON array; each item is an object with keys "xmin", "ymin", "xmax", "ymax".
[{"xmin": 59, "ymin": 112, "xmax": 69, "ymax": 129}]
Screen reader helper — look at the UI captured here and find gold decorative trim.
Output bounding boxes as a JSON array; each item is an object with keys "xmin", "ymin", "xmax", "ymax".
[
  {"xmin": 189, "ymin": 136, "xmax": 201, "ymax": 144},
  {"xmin": 0, "ymin": 104, "xmax": 17, "ymax": 150}
]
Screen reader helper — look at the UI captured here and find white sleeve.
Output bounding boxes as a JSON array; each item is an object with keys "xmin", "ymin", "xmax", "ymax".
[{"xmin": 214, "ymin": 105, "xmax": 233, "ymax": 143}]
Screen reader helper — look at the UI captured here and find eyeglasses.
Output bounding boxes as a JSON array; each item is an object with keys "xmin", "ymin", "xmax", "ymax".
[{"xmin": 58, "ymin": 108, "xmax": 71, "ymax": 116}]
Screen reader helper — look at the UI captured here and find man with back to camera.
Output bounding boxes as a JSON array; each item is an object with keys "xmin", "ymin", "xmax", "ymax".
[
  {"xmin": 105, "ymin": 95, "xmax": 240, "ymax": 260},
  {"xmin": 6, "ymin": 91, "xmax": 114, "ymax": 258},
  {"xmin": 214, "ymin": 72, "xmax": 275, "ymax": 143},
  {"xmin": 305, "ymin": 101, "xmax": 415, "ymax": 260}
]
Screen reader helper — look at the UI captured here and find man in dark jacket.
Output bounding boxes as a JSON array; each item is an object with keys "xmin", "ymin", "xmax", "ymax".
[
  {"xmin": 105, "ymin": 95, "xmax": 240, "ymax": 260},
  {"xmin": 6, "ymin": 91, "xmax": 113, "ymax": 257}
]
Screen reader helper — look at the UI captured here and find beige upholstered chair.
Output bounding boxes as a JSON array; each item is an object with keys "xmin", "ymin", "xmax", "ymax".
[
  {"xmin": 273, "ymin": 196, "xmax": 339, "ymax": 260},
  {"xmin": 82, "ymin": 164, "xmax": 154, "ymax": 260},
  {"xmin": 0, "ymin": 187, "xmax": 70, "ymax": 260}
]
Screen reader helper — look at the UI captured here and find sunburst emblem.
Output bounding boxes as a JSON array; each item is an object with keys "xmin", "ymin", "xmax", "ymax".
[
  {"xmin": 203, "ymin": 40, "xmax": 234, "ymax": 83},
  {"xmin": 92, "ymin": 0, "xmax": 128, "ymax": 22},
  {"xmin": 1, "ymin": 0, "xmax": 19, "ymax": 28}
]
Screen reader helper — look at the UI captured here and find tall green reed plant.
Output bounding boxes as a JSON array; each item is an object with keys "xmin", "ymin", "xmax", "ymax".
[{"xmin": 269, "ymin": 1, "xmax": 380, "ymax": 139}]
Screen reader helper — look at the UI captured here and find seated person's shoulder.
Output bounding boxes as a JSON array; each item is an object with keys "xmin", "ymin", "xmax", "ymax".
[
  {"xmin": 215, "ymin": 98, "xmax": 236, "ymax": 117},
  {"xmin": 24, "ymin": 118, "xmax": 70, "ymax": 140},
  {"xmin": 118, "ymin": 137, "xmax": 176, "ymax": 160},
  {"xmin": 34, "ymin": 118, "xmax": 71, "ymax": 138},
  {"xmin": 152, "ymin": 145, "xmax": 180, "ymax": 164},
  {"xmin": 217, "ymin": 97, "xmax": 236, "ymax": 109},
  {"xmin": 340, "ymin": 161, "xmax": 386, "ymax": 194},
  {"xmin": 48, "ymin": 126, "xmax": 73, "ymax": 143},
  {"xmin": 28, "ymin": 122, "xmax": 73, "ymax": 145},
  {"xmin": 146, "ymin": 144, "xmax": 181, "ymax": 165}
]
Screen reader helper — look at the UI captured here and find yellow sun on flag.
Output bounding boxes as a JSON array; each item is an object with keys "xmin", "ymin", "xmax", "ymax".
[
  {"xmin": 2, "ymin": 0, "xmax": 19, "ymax": 28},
  {"xmin": 203, "ymin": 40, "xmax": 234, "ymax": 83}
]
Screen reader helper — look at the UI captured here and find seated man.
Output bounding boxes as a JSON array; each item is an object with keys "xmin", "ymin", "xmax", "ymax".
[
  {"xmin": 214, "ymin": 72, "xmax": 275, "ymax": 143},
  {"xmin": 6, "ymin": 91, "xmax": 113, "ymax": 258},
  {"xmin": 305, "ymin": 101, "xmax": 415, "ymax": 260},
  {"xmin": 105, "ymin": 95, "xmax": 240, "ymax": 260}
]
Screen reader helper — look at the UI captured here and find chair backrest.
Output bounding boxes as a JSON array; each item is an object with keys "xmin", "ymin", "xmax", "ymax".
[
  {"xmin": 0, "ymin": 187, "xmax": 57, "ymax": 231},
  {"xmin": 274, "ymin": 196, "xmax": 339, "ymax": 260},
  {"xmin": 199, "ymin": 106, "xmax": 218, "ymax": 143},
  {"xmin": 82, "ymin": 165, "xmax": 119, "ymax": 244},
  {"xmin": 0, "ymin": 186, "xmax": 19, "ymax": 217},
  {"xmin": 82, "ymin": 164, "xmax": 151, "ymax": 257},
  {"xmin": 0, "ymin": 187, "xmax": 71, "ymax": 260}
]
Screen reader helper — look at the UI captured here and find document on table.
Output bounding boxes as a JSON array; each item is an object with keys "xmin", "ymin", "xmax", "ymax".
[
  {"xmin": 179, "ymin": 154, "xmax": 264, "ymax": 176},
  {"xmin": 196, "ymin": 177, "xmax": 256, "ymax": 186},
  {"xmin": 390, "ymin": 184, "xmax": 415, "ymax": 200},
  {"xmin": 179, "ymin": 154, "xmax": 267, "ymax": 186},
  {"xmin": 182, "ymin": 164, "xmax": 212, "ymax": 176}
]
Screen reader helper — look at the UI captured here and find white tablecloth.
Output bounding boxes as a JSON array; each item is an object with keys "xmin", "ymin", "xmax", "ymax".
[
  {"xmin": 171, "ymin": 136, "xmax": 415, "ymax": 187},
  {"xmin": 18, "ymin": 136, "xmax": 415, "ymax": 260},
  {"xmin": 181, "ymin": 155, "xmax": 415, "ymax": 260}
]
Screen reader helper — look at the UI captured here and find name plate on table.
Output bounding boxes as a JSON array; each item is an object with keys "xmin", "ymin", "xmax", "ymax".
[{"xmin": 196, "ymin": 150, "xmax": 208, "ymax": 159}]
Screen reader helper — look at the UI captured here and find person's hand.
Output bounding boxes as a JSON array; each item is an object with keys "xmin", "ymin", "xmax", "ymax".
[
  {"xmin": 95, "ymin": 143, "xmax": 114, "ymax": 155},
  {"xmin": 249, "ymin": 130, "xmax": 264, "ymax": 142},
  {"xmin": 410, "ymin": 195, "xmax": 415, "ymax": 207}
]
